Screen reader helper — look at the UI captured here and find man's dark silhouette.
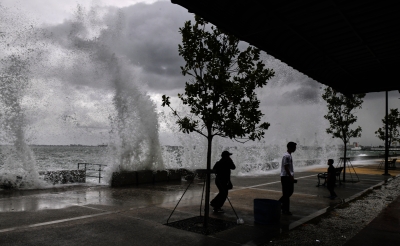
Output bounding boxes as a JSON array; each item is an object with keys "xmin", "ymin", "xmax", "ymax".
[
  {"xmin": 279, "ymin": 142, "xmax": 296, "ymax": 215},
  {"xmin": 210, "ymin": 150, "xmax": 236, "ymax": 213}
]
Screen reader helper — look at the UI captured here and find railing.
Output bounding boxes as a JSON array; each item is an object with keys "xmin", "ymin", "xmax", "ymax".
[{"xmin": 77, "ymin": 163, "xmax": 107, "ymax": 183}]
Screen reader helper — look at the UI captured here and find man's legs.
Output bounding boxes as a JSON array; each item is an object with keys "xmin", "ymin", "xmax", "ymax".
[
  {"xmin": 279, "ymin": 176, "xmax": 294, "ymax": 213},
  {"xmin": 211, "ymin": 179, "xmax": 228, "ymax": 210},
  {"xmin": 327, "ymin": 182, "xmax": 337, "ymax": 198}
]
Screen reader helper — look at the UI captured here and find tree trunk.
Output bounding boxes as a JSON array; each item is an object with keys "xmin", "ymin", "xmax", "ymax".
[
  {"xmin": 203, "ymin": 135, "xmax": 213, "ymax": 228},
  {"xmin": 343, "ymin": 142, "xmax": 347, "ymax": 182}
]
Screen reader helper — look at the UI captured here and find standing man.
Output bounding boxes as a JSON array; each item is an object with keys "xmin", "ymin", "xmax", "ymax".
[
  {"xmin": 279, "ymin": 142, "xmax": 297, "ymax": 215},
  {"xmin": 210, "ymin": 150, "xmax": 236, "ymax": 213}
]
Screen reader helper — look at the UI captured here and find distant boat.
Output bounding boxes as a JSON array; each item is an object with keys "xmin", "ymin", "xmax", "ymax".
[
  {"xmin": 97, "ymin": 144, "xmax": 108, "ymax": 147},
  {"xmin": 351, "ymin": 147, "xmax": 362, "ymax": 150}
]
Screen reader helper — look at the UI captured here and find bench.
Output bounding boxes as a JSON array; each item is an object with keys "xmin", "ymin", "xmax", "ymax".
[
  {"xmin": 389, "ymin": 158, "xmax": 397, "ymax": 169},
  {"xmin": 316, "ymin": 167, "xmax": 343, "ymax": 187},
  {"xmin": 378, "ymin": 158, "xmax": 397, "ymax": 170}
]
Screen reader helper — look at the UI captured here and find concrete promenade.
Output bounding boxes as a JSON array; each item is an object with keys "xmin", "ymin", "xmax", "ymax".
[
  {"xmin": 0, "ymin": 162, "xmax": 399, "ymax": 245},
  {"xmin": 345, "ymin": 194, "xmax": 400, "ymax": 246}
]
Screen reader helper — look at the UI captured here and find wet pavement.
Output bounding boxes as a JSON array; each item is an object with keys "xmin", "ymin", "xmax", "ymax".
[
  {"xmin": 0, "ymin": 162, "xmax": 399, "ymax": 245},
  {"xmin": 344, "ymin": 193, "xmax": 400, "ymax": 246}
]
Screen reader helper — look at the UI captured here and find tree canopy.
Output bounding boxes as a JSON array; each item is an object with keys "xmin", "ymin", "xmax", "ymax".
[
  {"xmin": 375, "ymin": 108, "xmax": 400, "ymax": 148},
  {"xmin": 162, "ymin": 16, "xmax": 274, "ymax": 143},
  {"xmin": 322, "ymin": 87, "xmax": 365, "ymax": 145}
]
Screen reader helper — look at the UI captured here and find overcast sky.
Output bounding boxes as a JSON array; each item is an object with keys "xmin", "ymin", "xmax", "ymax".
[{"xmin": 1, "ymin": 0, "xmax": 399, "ymax": 147}]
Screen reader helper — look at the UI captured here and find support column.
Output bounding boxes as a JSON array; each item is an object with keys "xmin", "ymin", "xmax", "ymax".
[{"xmin": 384, "ymin": 90, "xmax": 390, "ymax": 176}]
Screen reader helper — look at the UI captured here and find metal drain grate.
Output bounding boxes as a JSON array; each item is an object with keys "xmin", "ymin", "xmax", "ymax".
[{"xmin": 165, "ymin": 216, "xmax": 237, "ymax": 235}]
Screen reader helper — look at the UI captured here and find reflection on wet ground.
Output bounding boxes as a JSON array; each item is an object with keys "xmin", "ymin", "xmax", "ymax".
[
  {"xmin": 0, "ymin": 197, "xmax": 72, "ymax": 212},
  {"xmin": 0, "ymin": 181, "xmax": 206, "ymax": 213},
  {"xmin": 0, "ymin": 164, "xmax": 398, "ymax": 245}
]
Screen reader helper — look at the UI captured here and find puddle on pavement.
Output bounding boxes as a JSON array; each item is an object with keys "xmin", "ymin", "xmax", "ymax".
[
  {"xmin": 0, "ymin": 188, "xmax": 112, "ymax": 212},
  {"xmin": 0, "ymin": 198, "xmax": 73, "ymax": 212}
]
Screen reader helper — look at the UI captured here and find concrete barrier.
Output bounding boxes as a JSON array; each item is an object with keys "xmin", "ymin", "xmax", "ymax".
[
  {"xmin": 137, "ymin": 170, "xmax": 154, "ymax": 184},
  {"xmin": 167, "ymin": 169, "xmax": 182, "ymax": 181},
  {"xmin": 111, "ymin": 171, "xmax": 137, "ymax": 187},
  {"xmin": 154, "ymin": 170, "xmax": 168, "ymax": 182},
  {"xmin": 111, "ymin": 169, "xmax": 182, "ymax": 187}
]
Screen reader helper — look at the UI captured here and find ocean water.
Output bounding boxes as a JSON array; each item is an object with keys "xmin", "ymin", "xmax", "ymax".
[
  {"xmin": 0, "ymin": 145, "xmax": 392, "ymax": 174},
  {"xmin": 0, "ymin": 145, "xmax": 108, "ymax": 172},
  {"xmin": 0, "ymin": 144, "xmax": 396, "ymax": 187},
  {"xmin": 344, "ymin": 150, "xmax": 399, "ymax": 159}
]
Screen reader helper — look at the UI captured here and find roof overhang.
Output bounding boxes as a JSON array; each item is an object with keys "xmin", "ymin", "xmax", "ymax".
[{"xmin": 171, "ymin": 0, "xmax": 400, "ymax": 95}]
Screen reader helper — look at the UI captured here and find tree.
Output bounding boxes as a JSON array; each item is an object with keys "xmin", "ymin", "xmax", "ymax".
[
  {"xmin": 161, "ymin": 16, "xmax": 274, "ymax": 227},
  {"xmin": 375, "ymin": 108, "xmax": 400, "ymax": 149},
  {"xmin": 322, "ymin": 87, "xmax": 365, "ymax": 182}
]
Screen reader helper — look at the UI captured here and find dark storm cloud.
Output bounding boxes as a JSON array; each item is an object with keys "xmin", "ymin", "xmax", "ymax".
[
  {"xmin": 44, "ymin": 1, "xmax": 329, "ymax": 101},
  {"xmin": 108, "ymin": 2, "xmax": 193, "ymax": 93},
  {"xmin": 41, "ymin": 2, "xmax": 193, "ymax": 93}
]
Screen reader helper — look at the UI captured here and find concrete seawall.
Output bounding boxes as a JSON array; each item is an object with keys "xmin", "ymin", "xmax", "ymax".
[{"xmin": 111, "ymin": 169, "xmax": 182, "ymax": 187}]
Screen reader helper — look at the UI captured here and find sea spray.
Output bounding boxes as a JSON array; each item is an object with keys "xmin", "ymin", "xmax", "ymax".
[
  {"xmin": 0, "ymin": 10, "xmax": 47, "ymax": 187},
  {"xmin": 159, "ymin": 52, "xmax": 341, "ymax": 175},
  {"xmin": 159, "ymin": 106, "xmax": 223, "ymax": 171},
  {"xmin": 43, "ymin": 5, "xmax": 164, "ymax": 178},
  {"xmin": 0, "ymin": 4, "xmax": 164, "ymax": 187}
]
